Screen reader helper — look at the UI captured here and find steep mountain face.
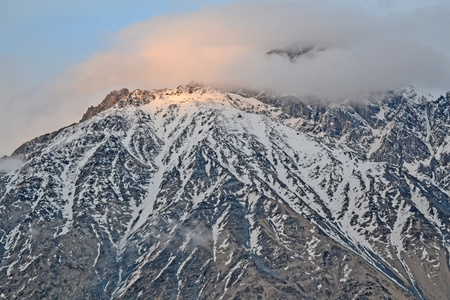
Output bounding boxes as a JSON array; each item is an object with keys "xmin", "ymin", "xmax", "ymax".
[
  {"xmin": 243, "ymin": 87, "xmax": 450, "ymax": 192},
  {"xmin": 0, "ymin": 85, "xmax": 449, "ymax": 299}
]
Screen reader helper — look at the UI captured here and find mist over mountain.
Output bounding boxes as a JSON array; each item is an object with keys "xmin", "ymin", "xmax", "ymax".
[{"xmin": 1, "ymin": 84, "xmax": 449, "ymax": 299}]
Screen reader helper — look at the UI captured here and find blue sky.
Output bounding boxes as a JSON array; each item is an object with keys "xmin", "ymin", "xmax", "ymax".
[
  {"xmin": 1, "ymin": 0, "xmax": 449, "ymax": 156},
  {"xmin": 1, "ymin": 0, "xmax": 231, "ymax": 90}
]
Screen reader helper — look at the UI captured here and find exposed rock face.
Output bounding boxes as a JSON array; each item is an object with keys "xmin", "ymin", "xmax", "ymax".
[
  {"xmin": 240, "ymin": 87, "xmax": 450, "ymax": 194},
  {"xmin": 266, "ymin": 45, "xmax": 326, "ymax": 62},
  {"xmin": 80, "ymin": 88, "xmax": 130, "ymax": 122},
  {"xmin": 0, "ymin": 85, "xmax": 449, "ymax": 299}
]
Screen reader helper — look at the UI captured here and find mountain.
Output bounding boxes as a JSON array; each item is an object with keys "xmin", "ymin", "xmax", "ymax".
[{"xmin": 0, "ymin": 84, "xmax": 449, "ymax": 299}]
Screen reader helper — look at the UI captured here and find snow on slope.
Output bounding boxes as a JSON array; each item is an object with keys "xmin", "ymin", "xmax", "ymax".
[{"xmin": 0, "ymin": 85, "xmax": 449, "ymax": 299}]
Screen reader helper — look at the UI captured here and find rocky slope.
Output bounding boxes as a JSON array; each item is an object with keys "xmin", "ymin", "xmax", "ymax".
[{"xmin": 0, "ymin": 85, "xmax": 449, "ymax": 299}]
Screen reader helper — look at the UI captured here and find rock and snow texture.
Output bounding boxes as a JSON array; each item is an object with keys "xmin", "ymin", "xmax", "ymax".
[{"xmin": 0, "ymin": 85, "xmax": 449, "ymax": 299}]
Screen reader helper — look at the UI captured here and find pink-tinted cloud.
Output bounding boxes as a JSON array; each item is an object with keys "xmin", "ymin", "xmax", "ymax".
[{"xmin": 66, "ymin": 1, "xmax": 450, "ymax": 97}]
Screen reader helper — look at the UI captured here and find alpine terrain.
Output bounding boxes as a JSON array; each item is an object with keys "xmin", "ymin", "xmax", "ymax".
[{"xmin": 0, "ymin": 84, "xmax": 449, "ymax": 299}]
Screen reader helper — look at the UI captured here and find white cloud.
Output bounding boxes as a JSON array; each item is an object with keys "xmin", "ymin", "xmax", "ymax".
[
  {"xmin": 62, "ymin": 0, "xmax": 450, "ymax": 98},
  {"xmin": 0, "ymin": 157, "xmax": 24, "ymax": 173}
]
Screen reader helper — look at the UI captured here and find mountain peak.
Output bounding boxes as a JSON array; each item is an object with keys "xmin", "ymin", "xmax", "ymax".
[
  {"xmin": 79, "ymin": 85, "xmax": 230, "ymax": 123},
  {"xmin": 80, "ymin": 88, "xmax": 130, "ymax": 122}
]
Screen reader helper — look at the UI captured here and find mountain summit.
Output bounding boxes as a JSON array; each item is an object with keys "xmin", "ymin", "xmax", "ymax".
[{"xmin": 0, "ymin": 85, "xmax": 449, "ymax": 299}]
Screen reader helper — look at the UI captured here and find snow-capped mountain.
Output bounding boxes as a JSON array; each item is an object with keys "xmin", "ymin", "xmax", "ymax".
[{"xmin": 0, "ymin": 84, "xmax": 449, "ymax": 299}]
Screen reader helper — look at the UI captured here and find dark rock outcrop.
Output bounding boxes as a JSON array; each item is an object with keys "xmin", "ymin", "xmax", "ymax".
[{"xmin": 80, "ymin": 88, "xmax": 130, "ymax": 122}]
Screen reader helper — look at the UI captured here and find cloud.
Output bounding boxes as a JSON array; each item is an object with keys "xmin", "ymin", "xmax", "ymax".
[
  {"xmin": 65, "ymin": 1, "xmax": 450, "ymax": 98},
  {"xmin": 0, "ymin": 157, "xmax": 24, "ymax": 173},
  {"xmin": 2, "ymin": 0, "xmax": 450, "ymax": 156}
]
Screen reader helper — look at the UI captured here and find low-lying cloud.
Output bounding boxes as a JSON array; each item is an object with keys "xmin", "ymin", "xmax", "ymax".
[
  {"xmin": 2, "ymin": 1, "xmax": 450, "ymax": 155},
  {"xmin": 0, "ymin": 157, "xmax": 24, "ymax": 173}
]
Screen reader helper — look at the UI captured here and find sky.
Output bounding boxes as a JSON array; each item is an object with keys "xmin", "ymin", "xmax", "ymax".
[{"xmin": 1, "ymin": 0, "xmax": 450, "ymax": 156}]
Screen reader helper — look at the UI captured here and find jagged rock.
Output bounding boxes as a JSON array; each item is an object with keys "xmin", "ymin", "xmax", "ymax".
[{"xmin": 80, "ymin": 88, "xmax": 130, "ymax": 122}]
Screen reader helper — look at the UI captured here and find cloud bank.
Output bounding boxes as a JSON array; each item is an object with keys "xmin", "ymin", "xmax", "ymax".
[
  {"xmin": 2, "ymin": 1, "xmax": 450, "ymax": 155},
  {"xmin": 66, "ymin": 1, "xmax": 450, "ymax": 98}
]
